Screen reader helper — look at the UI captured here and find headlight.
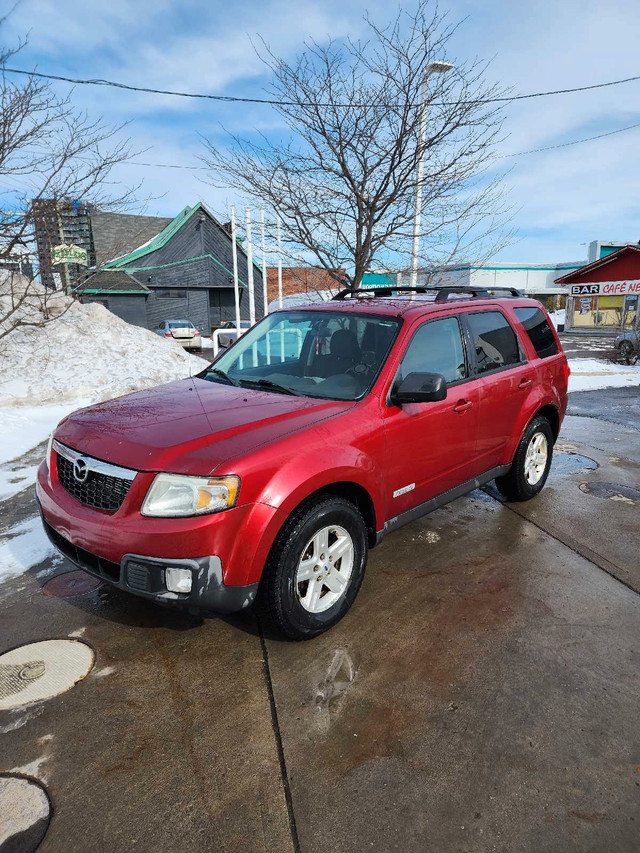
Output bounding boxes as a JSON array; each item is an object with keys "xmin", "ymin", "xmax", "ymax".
[{"xmin": 141, "ymin": 474, "xmax": 240, "ymax": 517}]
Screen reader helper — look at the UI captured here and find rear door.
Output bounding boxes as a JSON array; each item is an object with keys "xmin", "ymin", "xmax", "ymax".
[
  {"xmin": 381, "ymin": 314, "xmax": 482, "ymax": 518},
  {"xmin": 461, "ymin": 309, "xmax": 534, "ymax": 472}
]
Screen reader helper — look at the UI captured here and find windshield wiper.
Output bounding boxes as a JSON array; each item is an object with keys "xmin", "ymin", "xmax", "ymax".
[
  {"xmin": 206, "ymin": 367, "xmax": 239, "ymax": 386},
  {"xmin": 238, "ymin": 378, "xmax": 299, "ymax": 396}
]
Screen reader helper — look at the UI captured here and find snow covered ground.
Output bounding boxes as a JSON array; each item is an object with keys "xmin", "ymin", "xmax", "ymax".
[
  {"xmin": 548, "ymin": 309, "xmax": 566, "ymax": 329},
  {"xmin": 567, "ymin": 358, "xmax": 640, "ymax": 393}
]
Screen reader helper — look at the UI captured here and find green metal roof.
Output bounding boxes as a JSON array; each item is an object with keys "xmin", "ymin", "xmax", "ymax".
[{"xmin": 103, "ymin": 201, "xmax": 262, "ymax": 273}]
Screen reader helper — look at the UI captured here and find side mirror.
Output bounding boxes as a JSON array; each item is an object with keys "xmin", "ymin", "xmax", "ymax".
[{"xmin": 391, "ymin": 371, "xmax": 447, "ymax": 405}]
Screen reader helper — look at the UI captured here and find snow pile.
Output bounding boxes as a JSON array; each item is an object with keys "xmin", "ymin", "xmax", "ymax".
[
  {"xmin": 548, "ymin": 309, "xmax": 565, "ymax": 329},
  {"xmin": 0, "ymin": 300, "xmax": 203, "ymax": 407},
  {"xmin": 568, "ymin": 358, "xmax": 640, "ymax": 393}
]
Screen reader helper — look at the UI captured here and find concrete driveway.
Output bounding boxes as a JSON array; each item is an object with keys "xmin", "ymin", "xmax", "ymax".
[{"xmin": 1, "ymin": 393, "xmax": 638, "ymax": 852}]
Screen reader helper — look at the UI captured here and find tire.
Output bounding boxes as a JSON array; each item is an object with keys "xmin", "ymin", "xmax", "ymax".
[
  {"xmin": 258, "ymin": 496, "xmax": 368, "ymax": 640},
  {"xmin": 618, "ymin": 340, "xmax": 634, "ymax": 359},
  {"xmin": 494, "ymin": 415, "xmax": 554, "ymax": 502}
]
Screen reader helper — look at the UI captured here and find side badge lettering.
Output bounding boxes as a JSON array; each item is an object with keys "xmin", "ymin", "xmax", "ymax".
[{"xmin": 393, "ymin": 483, "xmax": 415, "ymax": 498}]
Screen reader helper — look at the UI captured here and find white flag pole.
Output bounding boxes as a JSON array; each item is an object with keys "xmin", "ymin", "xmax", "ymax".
[
  {"xmin": 276, "ymin": 213, "xmax": 283, "ymax": 309},
  {"xmin": 245, "ymin": 207, "xmax": 256, "ymax": 327},
  {"xmin": 260, "ymin": 209, "xmax": 268, "ymax": 316},
  {"xmin": 230, "ymin": 205, "xmax": 241, "ymax": 337}
]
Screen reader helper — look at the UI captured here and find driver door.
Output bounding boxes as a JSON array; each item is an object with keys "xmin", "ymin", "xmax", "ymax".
[{"xmin": 381, "ymin": 315, "xmax": 482, "ymax": 519}]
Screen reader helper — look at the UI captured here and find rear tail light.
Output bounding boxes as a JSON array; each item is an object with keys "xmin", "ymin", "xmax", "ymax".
[
  {"xmin": 194, "ymin": 331, "xmax": 200, "ymax": 337},
  {"xmin": 164, "ymin": 332, "xmax": 172, "ymax": 337},
  {"xmin": 563, "ymin": 362, "xmax": 571, "ymax": 383}
]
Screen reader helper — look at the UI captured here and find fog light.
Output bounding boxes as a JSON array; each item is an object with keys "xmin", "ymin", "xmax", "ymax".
[{"xmin": 165, "ymin": 567, "xmax": 192, "ymax": 594}]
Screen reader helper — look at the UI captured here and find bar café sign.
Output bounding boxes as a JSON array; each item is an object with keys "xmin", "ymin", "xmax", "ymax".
[{"xmin": 571, "ymin": 280, "xmax": 640, "ymax": 296}]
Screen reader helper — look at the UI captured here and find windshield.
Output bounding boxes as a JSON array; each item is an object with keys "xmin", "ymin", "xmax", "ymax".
[{"xmin": 199, "ymin": 310, "xmax": 400, "ymax": 400}]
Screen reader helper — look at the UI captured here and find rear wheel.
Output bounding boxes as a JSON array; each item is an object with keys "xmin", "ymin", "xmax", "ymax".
[
  {"xmin": 258, "ymin": 496, "xmax": 368, "ymax": 640},
  {"xmin": 618, "ymin": 339, "xmax": 634, "ymax": 359},
  {"xmin": 494, "ymin": 415, "xmax": 554, "ymax": 502}
]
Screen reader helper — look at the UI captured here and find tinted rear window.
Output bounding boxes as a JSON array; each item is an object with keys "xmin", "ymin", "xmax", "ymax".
[
  {"xmin": 514, "ymin": 308, "xmax": 558, "ymax": 358},
  {"xmin": 466, "ymin": 311, "xmax": 522, "ymax": 374}
]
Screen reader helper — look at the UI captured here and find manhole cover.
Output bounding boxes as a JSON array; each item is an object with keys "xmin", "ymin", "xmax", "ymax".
[
  {"xmin": 579, "ymin": 482, "xmax": 640, "ymax": 504},
  {"xmin": 43, "ymin": 571, "xmax": 102, "ymax": 598},
  {"xmin": 0, "ymin": 639, "xmax": 94, "ymax": 710},
  {"xmin": 552, "ymin": 452, "xmax": 598, "ymax": 476},
  {"xmin": 0, "ymin": 774, "xmax": 51, "ymax": 852}
]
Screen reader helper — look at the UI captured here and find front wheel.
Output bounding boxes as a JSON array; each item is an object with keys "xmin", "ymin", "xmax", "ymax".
[
  {"xmin": 258, "ymin": 496, "xmax": 368, "ymax": 639},
  {"xmin": 494, "ymin": 416, "xmax": 554, "ymax": 502}
]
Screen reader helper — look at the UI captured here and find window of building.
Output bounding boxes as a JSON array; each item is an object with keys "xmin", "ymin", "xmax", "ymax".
[
  {"xmin": 398, "ymin": 317, "xmax": 467, "ymax": 384},
  {"xmin": 514, "ymin": 307, "xmax": 558, "ymax": 358},
  {"xmin": 156, "ymin": 289, "xmax": 187, "ymax": 299},
  {"xmin": 466, "ymin": 311, "xmax": 522, "ymax": 374}
]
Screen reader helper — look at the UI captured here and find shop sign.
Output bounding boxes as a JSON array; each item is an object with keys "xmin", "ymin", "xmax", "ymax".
[
  {"xmin": 51, "ymin": 244, "xmax": 88, "ymax": 266},
  {"xmin": 570, "ymin": 280, "xmax": 640, "ymax": 296}
]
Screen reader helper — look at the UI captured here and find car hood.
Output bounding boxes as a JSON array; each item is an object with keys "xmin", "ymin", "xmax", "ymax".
[{"xmin": 55, "ymin": 377, "xmax": 354, "ymax": 475}]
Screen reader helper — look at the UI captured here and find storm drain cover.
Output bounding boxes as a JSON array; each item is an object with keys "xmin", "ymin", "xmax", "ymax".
[
  {"xmin": 579, "ymin": 482, "xmax": 640, "ymax": 504},
  {"xmin": 552, "ymin": 452, "xmax": 598, "ymax": 476},
  {"xmin": 0, "ymin": 774, "xmax": 51, "ymax": 852},
  {"xmin": 43, "ymin": 571, "xmax": 102, "ymax": 598},
  {"xmin": 0, "ymin": 639, "xmax": 94, "ymax": 710}
]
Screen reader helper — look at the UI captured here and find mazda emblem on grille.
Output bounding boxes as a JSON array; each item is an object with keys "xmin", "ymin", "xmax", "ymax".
[{"xmin": 73, "ymin": 458, "xmax": 89, "ymax": 483}]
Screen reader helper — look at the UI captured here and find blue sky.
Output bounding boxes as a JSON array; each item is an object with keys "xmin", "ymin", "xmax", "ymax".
[{"xmin": 3, "ymin": 0, "xmax": 640, "ymax": 263}]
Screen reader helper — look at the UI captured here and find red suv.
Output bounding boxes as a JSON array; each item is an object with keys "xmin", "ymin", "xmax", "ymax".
[{"xmin": 37, "ymin": 287, "xmax": 569, "ymax": 639}]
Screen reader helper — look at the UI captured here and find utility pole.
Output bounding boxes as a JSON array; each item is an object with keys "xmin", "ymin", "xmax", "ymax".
[{"xmin": 410, "ymin": 61, "xmax": 455, "ymax": 289}]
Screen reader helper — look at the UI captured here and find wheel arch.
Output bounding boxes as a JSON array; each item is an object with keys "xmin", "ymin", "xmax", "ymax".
[{"xmin": 534, "ymin": 403, "xmax": 560, "ymax": 442}]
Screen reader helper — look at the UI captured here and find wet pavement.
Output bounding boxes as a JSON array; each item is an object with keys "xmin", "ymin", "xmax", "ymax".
[{"xmin": 0, "ymin": 390, "xmax": 638, "ymax": 852}]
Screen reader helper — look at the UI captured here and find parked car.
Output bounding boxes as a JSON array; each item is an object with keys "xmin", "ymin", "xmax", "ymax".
[
  {"xmin": 38, "ymin": 287, "xmax": 569, "ymax": 639},
  {"xmin": 155, "ymin": 319, "xmax": 202, "ymax": 351},
  {"xmin": 216, "ymin": 320, "xmax": 251, "ymax": 351},
  {"xmin": 614, "ymin": 329, "xmax": 639, "ymax": 359}
]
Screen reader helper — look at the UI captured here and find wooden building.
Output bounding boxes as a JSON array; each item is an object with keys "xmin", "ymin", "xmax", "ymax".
[{"xmin": 77, "ymin": 202, "xmax": 265, "ymax": 334}]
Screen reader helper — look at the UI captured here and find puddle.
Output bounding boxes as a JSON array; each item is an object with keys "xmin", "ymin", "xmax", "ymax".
[
  {"xmin": 551, "ymin": 452, "xmax": 598, "ymax": 476},
  {"xmin": 578, "ymin": 482, "xmax": 640, "ymax": 505},
  {"xmin": 0, "ymin": 639, "xmax": 95, "ymax": 710},
  {"xmin": 0, "ymin": 774, "xmax": 51, "ymax": 851}
]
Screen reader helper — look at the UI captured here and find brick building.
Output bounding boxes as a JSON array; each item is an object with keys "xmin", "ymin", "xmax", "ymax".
[{"xmin": 266, "ymin": 266, "xmax": 344, "ymax": 304}]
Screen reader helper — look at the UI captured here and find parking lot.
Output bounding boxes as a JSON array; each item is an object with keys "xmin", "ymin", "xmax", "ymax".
[{"xmin": 1, "ymin": 390, "xmax": 638, "ymax": 853}]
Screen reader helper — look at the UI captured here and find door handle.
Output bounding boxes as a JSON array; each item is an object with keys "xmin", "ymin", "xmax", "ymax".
[
  {"xmin": 518, "ymin": 378, "xmax": 533, "ymax": 389},
  {"xmin": 453, "ymin": 399, "xmax": 473, "ymax": 413}
]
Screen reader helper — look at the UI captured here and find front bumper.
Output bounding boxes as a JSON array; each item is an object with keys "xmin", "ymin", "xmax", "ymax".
[{"xmin": 40, "ymin": 510, "xmax": 258, "ymax": 613}]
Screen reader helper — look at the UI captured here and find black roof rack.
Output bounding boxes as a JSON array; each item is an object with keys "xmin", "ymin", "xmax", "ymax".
[{"xmin": 332, "ymin": 285, "xmax": 522, "ymax": 301}]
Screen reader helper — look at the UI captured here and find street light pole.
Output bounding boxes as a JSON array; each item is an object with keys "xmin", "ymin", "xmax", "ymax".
[{"xmin": 409, "ymin": 61, "xmax": 455, "ymax": 289}]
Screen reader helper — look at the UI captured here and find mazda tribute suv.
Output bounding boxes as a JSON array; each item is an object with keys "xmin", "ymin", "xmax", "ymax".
[{"xmin": 37, "ymin": 286, "xmax": 569, "ymax": 639}]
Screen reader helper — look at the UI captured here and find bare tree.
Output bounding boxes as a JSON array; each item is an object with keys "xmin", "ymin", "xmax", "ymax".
[
  {"xmin": 0, "ymin": 31, "xmax": 136, "ymax": 348},
  {"xmin": 202, "ymin": 1, "xmax": 513, "ymax": 290}
]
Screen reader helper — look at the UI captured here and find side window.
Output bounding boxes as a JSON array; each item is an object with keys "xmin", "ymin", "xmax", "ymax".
[
  {"xmin": 398, "ymin": 317, "xmax": 467, "ymax": 384},
  {"xmin": 514, "ymin": 307, "xmax": 558, "ymax": 358},
  {"xmin": 466, "ymin": 311, "xmax": 522, "ymax": 375}
]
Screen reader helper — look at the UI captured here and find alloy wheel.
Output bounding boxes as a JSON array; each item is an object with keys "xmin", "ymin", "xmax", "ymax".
[{"xmin": 295, "ymin": 524, "xmax": 354, "ymax": 613}]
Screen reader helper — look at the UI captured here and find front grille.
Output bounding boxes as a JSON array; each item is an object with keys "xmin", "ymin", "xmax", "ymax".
[
  {"xmin": 43, "ymin": 519, "xmax": 121, "ymax": 582},
  {"xmin": 56, "ymin": 452, "xmax": 132, "ymax": 511}
]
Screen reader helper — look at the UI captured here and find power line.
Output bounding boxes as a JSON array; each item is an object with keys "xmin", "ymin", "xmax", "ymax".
[
  {"xmin": 503, "ymin": 120, "xmax": 640, "ymax": 157},
  {"xmin": 2, "ymin": 65, "xmax": 640, "ymax": 108},
  {"xmin": 118, "ymin": 120, "xmax": 640, "ymax": 172}
]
